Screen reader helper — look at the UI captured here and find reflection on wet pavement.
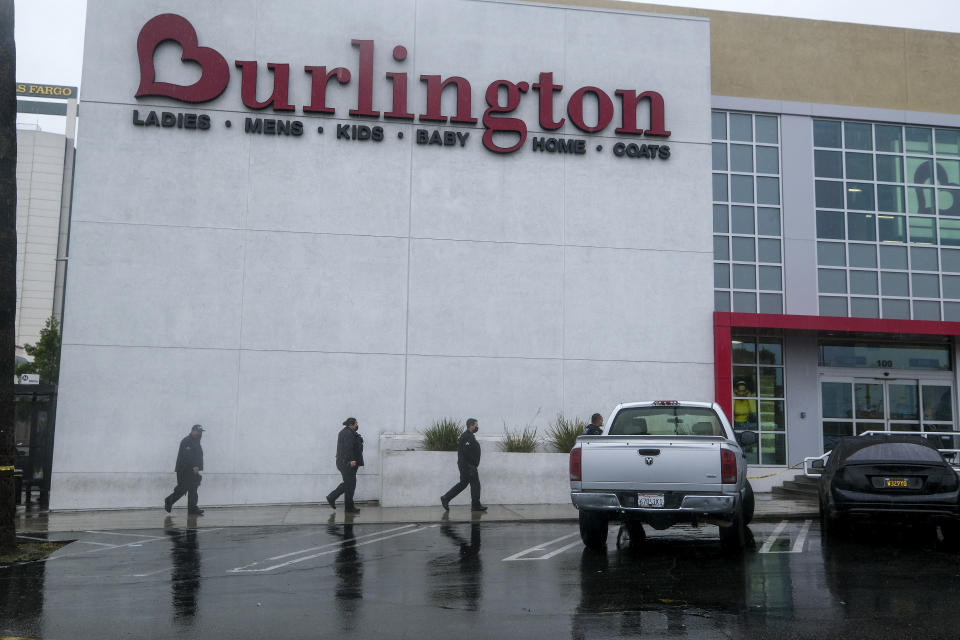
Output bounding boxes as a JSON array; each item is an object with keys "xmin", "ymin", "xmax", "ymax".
[
  {"xmin": 3, "ymin": 520, "xmax": 960, "ymax": 639},
  {"xmin": 0, "ymin": 549, "xmax": 45, "ymax": 639},
  {"xmin": 165, "ymin": 516, "xmax": 200, "ymax": 622},
  {"xmin": 327, "ymin": 518, "xmax": 363, "ymax": 632}
]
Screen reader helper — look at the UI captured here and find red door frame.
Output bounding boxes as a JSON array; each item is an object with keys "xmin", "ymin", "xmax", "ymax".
[{"xmin": 713, "ymin": 312, "xmax": 960, "ymax": 420}]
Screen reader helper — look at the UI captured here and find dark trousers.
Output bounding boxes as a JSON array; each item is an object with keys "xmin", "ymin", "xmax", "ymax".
[
  {"xmin": 442, "ymin": 463, "xmax": 481, "ymax": 507},
  {"xmin": 328, "ymin": 464, "xmax": 358, "ymax": 509},
  {"xmin": 166, "ymin": 470, "xmax": 200, "ymax": 511}
]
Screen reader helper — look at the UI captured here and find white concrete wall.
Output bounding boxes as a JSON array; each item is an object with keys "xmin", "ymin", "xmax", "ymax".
[
  {"xmin": 53, "ymin": 0, "xmax": 714, "ymax": 508},
  {"xmin": 15, "ymin": 129, "xmax": 66, "ymax": 352}
]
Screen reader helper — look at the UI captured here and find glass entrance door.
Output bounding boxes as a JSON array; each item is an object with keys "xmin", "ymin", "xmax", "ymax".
[{"xmin": 820, "ymin": 378, "xmax": 956, "ymax": 451}]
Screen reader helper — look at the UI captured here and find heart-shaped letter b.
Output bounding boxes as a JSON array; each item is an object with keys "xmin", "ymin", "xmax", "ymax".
[{"xmin": 136, "ymin": 13, "xmax": 229, "ymax": 103}]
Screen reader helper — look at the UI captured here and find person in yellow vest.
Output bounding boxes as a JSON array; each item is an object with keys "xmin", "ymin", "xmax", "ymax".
[{"xmin": 733, "ymin": 380, "xmax": 758, "ymax": 430}]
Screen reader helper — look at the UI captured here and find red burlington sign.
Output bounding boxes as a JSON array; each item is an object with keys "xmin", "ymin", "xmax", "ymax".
[{"xmin": 136, "ymin": 13, "xmax": 671, "ymax": 154}]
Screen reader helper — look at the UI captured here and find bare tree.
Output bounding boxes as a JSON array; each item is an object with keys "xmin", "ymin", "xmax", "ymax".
[{"xmin": 0, "ymin": 0, "xmax": 18, "ymax": 552}]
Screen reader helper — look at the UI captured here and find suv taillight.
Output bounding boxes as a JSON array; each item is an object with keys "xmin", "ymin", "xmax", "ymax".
[
  {"xmin": 721, "ymin": 448, "xmax": 737, "ymax": 484},
  {"xmin": 570, "ymin": 447, "xmax": 582, "ymax": 481}
]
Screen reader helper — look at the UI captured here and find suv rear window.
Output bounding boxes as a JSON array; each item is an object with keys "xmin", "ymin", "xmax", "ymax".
[{"xmin": 608, "ymin": 407, "xmax": 724, "ymax": 437}]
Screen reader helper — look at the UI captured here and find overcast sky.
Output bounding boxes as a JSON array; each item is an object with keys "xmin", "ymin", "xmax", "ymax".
[{"xmin": 13, "ymin": 0, "xmax": 960, "ymax": 132}]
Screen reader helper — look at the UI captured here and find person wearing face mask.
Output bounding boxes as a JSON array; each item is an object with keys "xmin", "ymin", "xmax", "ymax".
[
  {"xmin": 441, "ymin": 418, "xmax": 487, "ymax": 512},
  {"xmin": 326, "ymin": 417, "xmax": 364, "ymax": 514},
  {"xmin": 164, "ymin": 424, "xmax": 206, "ymax": 515}
]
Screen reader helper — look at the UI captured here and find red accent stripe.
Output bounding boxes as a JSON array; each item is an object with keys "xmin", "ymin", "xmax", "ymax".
[
  {"xmin": 713, "ymin": 312, "xmax": 960, "ymax": 336},
  {"xmin": 712, "ymin": 311, "xmax": 960, "ymax": 422},
  {"xmin": 714, "ymin": 321, "xmax": 733, "ymax": 421}
]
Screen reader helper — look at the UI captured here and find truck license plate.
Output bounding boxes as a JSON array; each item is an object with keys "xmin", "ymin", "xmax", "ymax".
[{"xmin": 637, "ymin": 494, "xmax": 665, "ymax": 508}]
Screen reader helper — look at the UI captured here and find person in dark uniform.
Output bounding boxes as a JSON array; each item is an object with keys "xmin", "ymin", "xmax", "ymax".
[
  {"xmin": 326, "ymin": 417, "xmax": 364, "ymax": 513},
  {"xmin": 583, "ymin": 413, "xmax": 604, "ymax": 436},
  {"xmin": 164, "ymin": 424, "xmax": 205, "ymax": 515},
  {"xmin": 441, "ymin": 418, "xmax": 487, "ymax": 512}
]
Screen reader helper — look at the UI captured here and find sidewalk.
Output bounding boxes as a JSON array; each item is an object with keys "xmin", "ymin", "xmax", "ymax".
[{"xmin": 14, "ymin": 494, "xmax": 818, "ymax": 534}]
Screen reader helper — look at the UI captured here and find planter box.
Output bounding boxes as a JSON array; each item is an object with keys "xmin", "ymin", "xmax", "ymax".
[{"xmin": 380, "ymin": 450, "xmax": 571, "ymax": 507}]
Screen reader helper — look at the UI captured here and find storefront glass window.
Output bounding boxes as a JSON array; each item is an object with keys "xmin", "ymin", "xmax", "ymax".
[{"xmin": 732, "ymin": 335, "xmax": 786, "ymax": 465}]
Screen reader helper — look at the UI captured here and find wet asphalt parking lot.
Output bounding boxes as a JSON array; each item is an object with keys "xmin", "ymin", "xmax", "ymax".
[{"xmin": 3, "ymin": 516, "xmax": 960, "ymax": 639}]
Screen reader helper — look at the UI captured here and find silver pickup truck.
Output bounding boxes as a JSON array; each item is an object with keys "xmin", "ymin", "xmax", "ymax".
[{"xmin": 570, "ymin": 400, "xmax": 757, "ymax": 552}]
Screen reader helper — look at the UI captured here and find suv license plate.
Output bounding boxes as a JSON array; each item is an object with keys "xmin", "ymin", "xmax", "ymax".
[{"xmin": 638, "ymin": 494, "xmax": 665, "ymax": 508}]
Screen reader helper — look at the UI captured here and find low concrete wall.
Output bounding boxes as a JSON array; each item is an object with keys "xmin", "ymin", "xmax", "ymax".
[
  {"xmin": 379, "ymin": 433, "xmax": 794, "ymax": 507},
  {"xmin": 381, "ymin": 450, "xmax": 571, "ymax": 507}
]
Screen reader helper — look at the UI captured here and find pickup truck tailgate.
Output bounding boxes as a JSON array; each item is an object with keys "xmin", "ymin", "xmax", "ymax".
[{"xmin": 580, "ymin": 437, "xmax": 724, "ymax": 492}]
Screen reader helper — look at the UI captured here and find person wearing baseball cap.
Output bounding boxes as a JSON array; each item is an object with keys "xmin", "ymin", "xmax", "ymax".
[
  {"xmin": 326, "ymin": 417, "xmax": 364, "ymax": 513},
  {"xmin": 164, "ymin": 424, "xmax": 206, "ymax": 515}
]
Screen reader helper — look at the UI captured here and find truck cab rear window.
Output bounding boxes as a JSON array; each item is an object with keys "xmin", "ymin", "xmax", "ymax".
[{"xmin": 608, "ymin": 407, "xmax": 724, "ymax": 436}]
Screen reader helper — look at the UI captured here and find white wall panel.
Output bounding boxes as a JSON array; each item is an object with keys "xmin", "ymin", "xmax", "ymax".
[
  {"xmin": 235, "ymin": 350, "xmax": 405, "ymax": 477},
  {"xmin": 240, "ymin": 232, "xmax": 408, "ymax": 353},
  {"xmin": 51, "ymin": 344, "xmax": 241, "ymax": 478},
  {"xmin": 404, "ymin": 355, "xmax": 562, "ymax": 433},
  {"xmin": 63, "ymin": 222, "xmax": 245, "ymax": 349},
  {"xmin": 70, "ymin": 103, "xmax": 252, "ymax": 229},
  {"xmin": 562, "ymin": 359, "xmax": 714, "ymax": 420},
  {"xmin": 407, "ymin": 239, "xmax": 564, "ymax": 358},
  {"xmin": 410, "ymin": 142, "xmax": 566, "ymax": 244},
  {"xmin": 564, "ymin": 246, "xmax": 714, "ymax": 362}
]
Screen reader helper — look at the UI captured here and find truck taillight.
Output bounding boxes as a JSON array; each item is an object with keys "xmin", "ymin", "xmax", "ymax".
[
  {"xmin": 721, "ymin": 448, "xmax": 737, "ymax": 484},
  {"xmin": 570, "ymin": 447, "xmax": 582, "ymax": 481}
]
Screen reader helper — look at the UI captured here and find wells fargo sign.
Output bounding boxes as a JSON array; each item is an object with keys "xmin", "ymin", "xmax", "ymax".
[
  {"xmin": 16, "ymin": 83, "xmax": 77, "ymax": 99},
  {"xmin": 134, "ymin": 13, "xmax": 673, "ymax": 158}
]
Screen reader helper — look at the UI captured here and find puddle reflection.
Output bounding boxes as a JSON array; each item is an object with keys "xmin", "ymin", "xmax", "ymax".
[
  {"xmin": 0, "ymin": 550, "xmax": 45, "ymax": 637},
  {"xmin": 327, "ymin": 518, "xmax": 364, "ymax": 632},
  {"xmin": 428, "ymin": 521, "xmax": 483, "ymax": 611},
  {"xmin": 820, "ymin": 522, "xmax": 960, "ymax": 632},
  {"xmin": 572, "ymin": 527, "xmax": 753, "ymax": 639},
  {"xmin": 166, "ymin": 516, "xmax": 200, "ymax": 622}
]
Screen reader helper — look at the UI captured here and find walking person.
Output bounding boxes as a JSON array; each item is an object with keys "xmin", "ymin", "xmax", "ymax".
[
  {"xmin": 441, "ymin": 418, "xmax": 487, "ymax": 512},
  {"xmin": 326, "ymin": 417, "xmax": 364, "ymax": 513},
  {"xmin": 164, "ymin": 424, "xmax": 206, "ymax": 515},
  {"xmin": 583, "ymin": 413, "xmax": 604, "ymax": 436}
]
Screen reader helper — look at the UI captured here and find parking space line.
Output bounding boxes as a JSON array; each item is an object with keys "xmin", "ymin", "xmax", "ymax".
[
  {"xmin": 228, "ymin": 524, "xmax": 438, "ymax": 573},
  {"xmin": 502, "ymin": 532, "xmax": 579, "ymax": 561},
  {"xmin": 84, "ymin": 530, "xmax": 165, "ymax": 540},
  {"xmin": 758, "ymin": 520, "xmax": 812, "ymax": 554},
  {"xmin": 265, "ymin": 524, "xmax": 416, "ymax": 562},
  {"xmin": 790, "ymin": 520, "xmax": 812, "ymax": 553},
  {"xmin": 16, "ymin": 534, "xmax": 51, "ymax": 542},
  {"xmin": 758, "ymin": 520, "xmax": 789, "ymax": 554},
  {"xmin": 48, "ymin": 528, "xmax": 224, "ymax": 561}
]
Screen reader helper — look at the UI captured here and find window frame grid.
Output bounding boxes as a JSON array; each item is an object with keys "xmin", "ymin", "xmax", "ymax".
[
  {"xmin": 813, "ymin": 118, "xmax": 960, "ymax": 320},
  {"xmin": 713, "ymin": 110, "xmax": 784, "ymax": 314}
]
